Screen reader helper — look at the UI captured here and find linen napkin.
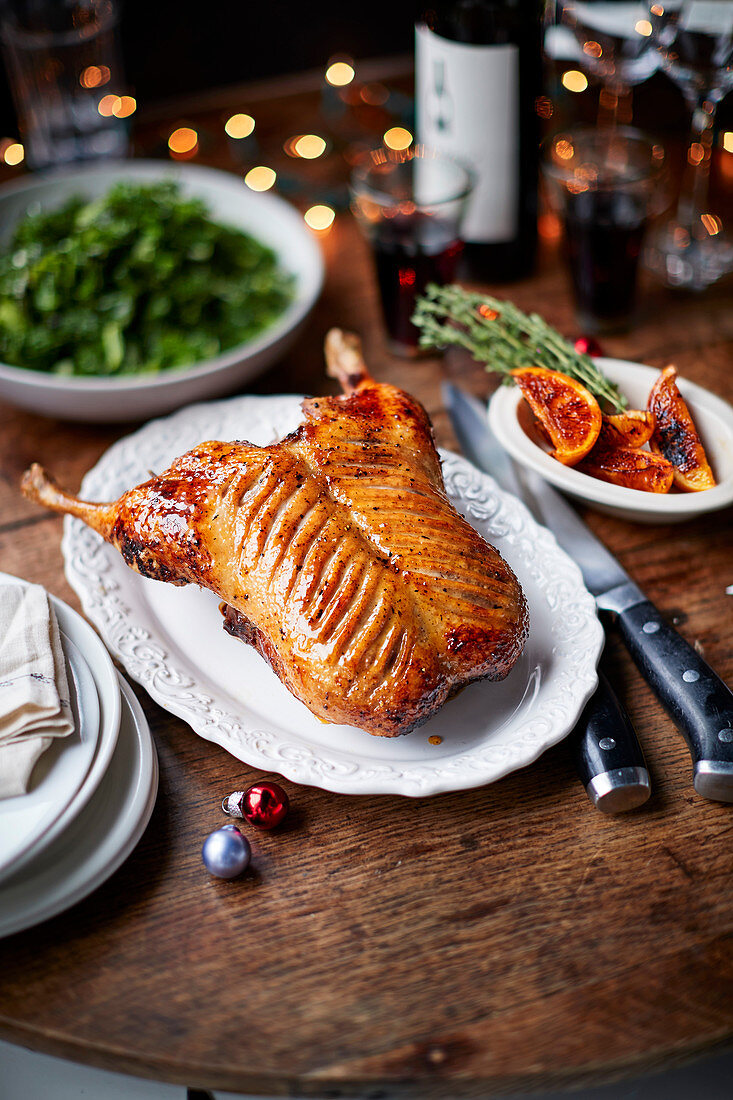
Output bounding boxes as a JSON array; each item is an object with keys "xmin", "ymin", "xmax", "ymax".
[{"xmin": 0, "ymin": 583, "xmax": 74, "ymax": 799}]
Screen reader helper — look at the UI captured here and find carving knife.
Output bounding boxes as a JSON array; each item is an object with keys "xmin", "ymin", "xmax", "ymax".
[
  {"xmin": 444, "ymin": 382, "xmax": 733, "ymax": 804},
  {"xmin": 444, "ymin": 382, "xmax": 650, "ymax": 813}
]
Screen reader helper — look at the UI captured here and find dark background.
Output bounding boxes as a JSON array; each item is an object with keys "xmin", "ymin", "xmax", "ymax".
[
  {"xmin": 0, "ymin": 2, "xmax": 730, "ymax": 149},
  {"xmin": 0, "ymin": 0, "xmax": 419, "ymax": 133}
]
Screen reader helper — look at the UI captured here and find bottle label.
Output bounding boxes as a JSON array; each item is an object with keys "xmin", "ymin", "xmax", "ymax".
[{"xmin": 415, "ymin": 24, "xmax": 519, "ymax": 244}]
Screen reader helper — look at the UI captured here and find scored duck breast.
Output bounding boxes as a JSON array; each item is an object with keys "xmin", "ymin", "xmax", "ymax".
[{"xmin": 22, "ymin": 330, "xmax": 529, "ymax": 736}]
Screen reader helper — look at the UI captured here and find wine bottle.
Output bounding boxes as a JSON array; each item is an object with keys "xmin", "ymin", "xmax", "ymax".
[{"xmin": 415, "ymin": 0, "xmax": 540, "ymax": 281}]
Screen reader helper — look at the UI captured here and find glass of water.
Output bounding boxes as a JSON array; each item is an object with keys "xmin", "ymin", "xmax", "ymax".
[
  {"xmin": 545, "ymin": 1, "xmax": 659, "ymax": 125},
  {"xmin": 0, "ymin": 0, "xmax": 129, "ymax": 171},
  {"xmin": 644, "ymin": 0, "xmax": 733, "ymax": 289}
]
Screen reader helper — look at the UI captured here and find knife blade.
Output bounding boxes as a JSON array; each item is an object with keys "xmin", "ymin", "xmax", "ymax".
[
  {"xmin": 444, "ymin": 382, "xmax": 733, "ymax": 804},
  {"xmin": 444, "ymin": 382, "xmax": 650, "ymax": 813}
]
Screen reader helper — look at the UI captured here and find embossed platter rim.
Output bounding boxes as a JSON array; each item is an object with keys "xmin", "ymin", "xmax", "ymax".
[{"xmin": 61, "ymin": 394, "xmax": 604, "ymax": 797}]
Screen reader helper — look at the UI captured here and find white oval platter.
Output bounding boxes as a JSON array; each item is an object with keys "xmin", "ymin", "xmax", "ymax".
[{"xmin": 61, "ymin": 394, "xmax": 604, "ymax": 797}]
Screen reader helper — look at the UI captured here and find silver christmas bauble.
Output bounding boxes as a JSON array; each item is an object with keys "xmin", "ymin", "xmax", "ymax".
[{"xmin": 202, "ymin": 824, "xmax": 251, "ymax": 879}]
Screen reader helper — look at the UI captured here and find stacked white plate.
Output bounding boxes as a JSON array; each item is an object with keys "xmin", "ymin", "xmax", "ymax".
[{"xmin": 0, "ymin": 572, "xmax": 158, "ymax": 937}]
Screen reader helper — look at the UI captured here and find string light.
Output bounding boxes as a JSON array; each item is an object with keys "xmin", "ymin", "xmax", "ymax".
[
  {"xmin": 562, "ymin": 70, "xmax": 589, "ymax": 93},
  {"xmin": 284, "ymin": 134, "xmax": 328, "ymax": 159},
  {"xmin": 383, "ymin": 126, "xmax": 412, "ymax": 151},
  {"xmin": 723, "ymin": 132, "xmax": 733, "ymax": 153},
  {"xmin": 168, "ymin": 127, "xmax": 198, "ymax": 157},
  {"xmin": 245, "ymin": 166, "xmax": 276, "ymax": 191},
  {"xmin": 97, "ymin": 94, "xmax": 120, "ymax": 117},
  {"xmin": 635, "ymin": 19, "xmax": 652, "ymax": 35},
  {"xmin": 294, "ymin": 134, "xmax": 326, "ymax": 159},
  {"xmin": 113, "ymin": 96, "xmax": 136, "ymax": 118},
  {"xmin": 554, "ymin": 138, "xmax": 574, "ymax": 160},
  {"xmin": 80, "ymin": 64, "xmax": 110, "ymax": 89},
  {"xmin": 325, "ymin": 61, "xmax": 355, "ymax": 86},
  {"xmin": 688, "ymin": 142, "xmax": 705, "ymax": 165},
  {"xmin": 225, "ymin": 113, "xmax": 255, "ymax": 139},
  {"xmin": 304, "ymin": 205, "xmax": 335, "ymax": 231},
  {"xmin": 700, "ymin": 213, "xmax": 721, "ymax": 235},
  {"xmin": 2, "ymin": 142, "xmax": 24, "ymax": 166}
]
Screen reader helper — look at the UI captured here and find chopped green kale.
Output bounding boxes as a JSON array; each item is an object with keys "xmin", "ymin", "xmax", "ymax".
[{"xmin": 0, "ymin": 180, "xmax": 294, "ymax": 376}]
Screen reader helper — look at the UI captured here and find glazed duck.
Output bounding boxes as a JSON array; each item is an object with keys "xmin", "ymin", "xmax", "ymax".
[{"xmin": 22, "ymin": 331, "xmax": 529, "ymax": 736}]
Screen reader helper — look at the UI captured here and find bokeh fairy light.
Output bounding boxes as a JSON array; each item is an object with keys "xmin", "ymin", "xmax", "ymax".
[
  {"xmin": 304, "ymin": 205, "xmax": 335, "ymax": 231},
  {"xmin": 225, "ymin": 114, "xmax": 255, "ymax": 139},
  {"xmin": 383, "ymin": 127, "xmax": 412, "ymax": 151},
  {"xmin": 168, "ymin": 127, "xmax": 199, "ymax": 158},
  {"xmin": 244, "ymin": 166, "xmax": 276, "ymax": 191}
]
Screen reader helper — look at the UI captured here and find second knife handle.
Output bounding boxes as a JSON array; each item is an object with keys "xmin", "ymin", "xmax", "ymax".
[
  {"xmin": 614, "ymin": 599, "xmax": 733, "ymax": 802},
  {"xmin": 570, "ymin": 670, "xmax": 650, "ymax": 813}
]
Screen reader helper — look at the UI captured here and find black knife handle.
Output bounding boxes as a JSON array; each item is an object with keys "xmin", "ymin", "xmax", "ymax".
[
  {"xmin": 613, "ymin": 599, "xmax": 733, "ymax": 802},
  {"xmin": 569, "ymin": 670, "xmax": 650, "ymax": 814}
]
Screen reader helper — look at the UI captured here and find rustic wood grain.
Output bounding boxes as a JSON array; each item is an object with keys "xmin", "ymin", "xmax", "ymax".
[{"xmin": 0, "ymin": 68, "xmax": 731, "ymax": 1098}]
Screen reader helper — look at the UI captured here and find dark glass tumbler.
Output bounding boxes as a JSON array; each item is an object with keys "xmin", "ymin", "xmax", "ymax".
[
  {"xmin": 543, "ymin": 127, "xmax": 667, "ymax": 334},
  {"xmin": 350, "ymin": 146, "xmax": 473, "ymax": 356}
]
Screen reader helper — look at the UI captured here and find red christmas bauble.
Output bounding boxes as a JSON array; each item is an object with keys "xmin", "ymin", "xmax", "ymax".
[
  {"xmin": 574, "ymin": 335, "xmax": 604, "ymax": 358},
  {"xmin": 242, "ymin": 782, "xmax": 290, "ymax": 829}
]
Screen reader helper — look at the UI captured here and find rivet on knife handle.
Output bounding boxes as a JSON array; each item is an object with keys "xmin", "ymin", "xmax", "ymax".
[
  {"xmin": 612, "ymin": 599, "xmax": 733, "ymax": 803},
  {"xmin": 569, "ymin": 669, "xmax": 651, "ymax": 814}
]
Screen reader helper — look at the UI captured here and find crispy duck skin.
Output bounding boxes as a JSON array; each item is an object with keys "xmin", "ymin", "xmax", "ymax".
[{"xmin": 21, "ymin": 331, "xmax": 529, "ymax": 737}]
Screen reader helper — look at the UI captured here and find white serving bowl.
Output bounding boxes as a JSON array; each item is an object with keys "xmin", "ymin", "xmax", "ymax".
[
  {"xmin": 0, "ymin": 160, "xmax": 324, "ymax": 421},
  {"xmin": 488, "ymin": 357, "xmax": 733, "ymax": 523}
]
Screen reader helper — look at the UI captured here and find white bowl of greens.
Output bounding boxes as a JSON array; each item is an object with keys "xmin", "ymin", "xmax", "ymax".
[{"xmin": 0, "ymin": 160, "xmax": 324, "ymax": 421}]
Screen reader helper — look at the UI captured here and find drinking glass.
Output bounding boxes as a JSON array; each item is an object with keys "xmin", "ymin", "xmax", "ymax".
[
  {"xmin": 350, "ymin": 147, "xmax": 473, "ymax": 356},
  {"xmin": 0, "ymin": 0, "xmax": 129, "ymax": 171},
  {"xmin": 644, "ymin": 0, "xmax": 733, "ymax": 289},
  {"xmin": 543, "ymin": 126, "xmax": 668, "ymax": 332},
  {"xmin": 546, "ymin": 1, "xmax": 659, "ymax": 125}
]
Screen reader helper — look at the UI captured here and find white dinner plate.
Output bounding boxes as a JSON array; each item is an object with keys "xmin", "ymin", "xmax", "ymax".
[
  {"xmin": 0, "ymin": 572, "xmax": 121, "ymax": 880},
  {"xmin": 0, "ymin": 633, "xmax": 99, "ymax": 878},
  {"xmin": 61, "ymin": 394, "xmax": 603, "ymax": 797},
  {"xmin": 0, "ymin": 675, "xmax": 158, "ymax": 938}
]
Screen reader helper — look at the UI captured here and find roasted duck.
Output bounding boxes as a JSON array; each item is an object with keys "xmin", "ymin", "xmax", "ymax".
[{"xmin": 22, "ymin": 331, "xmax": 529, "ymax": 736}]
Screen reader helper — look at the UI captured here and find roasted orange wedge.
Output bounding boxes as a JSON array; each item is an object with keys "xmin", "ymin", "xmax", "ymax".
[
  {"xmin": 602, "ymin": 410, "xmax": 655, "ymax": 449},
  {"xmin": 647, "ymin": 366, "xmax": 716, "ymax": 492},
  {"xmin": 511, "ymin": 367, "xmax": 602, "ymax": 466},
  {"xmin": 579, "ymin": 444, "xmax": 674, "ymax": 493}
]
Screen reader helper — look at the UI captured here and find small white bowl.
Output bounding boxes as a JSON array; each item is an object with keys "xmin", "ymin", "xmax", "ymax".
[
  {"xmin": 0, "ymin": 160, "xmax": 324, "ymax": 421},
  {"xmin": 488, "ymin": 357, "xmax": 733, "ymax": 523}
]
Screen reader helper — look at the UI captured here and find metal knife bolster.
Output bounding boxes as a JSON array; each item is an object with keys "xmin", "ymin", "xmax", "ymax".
[
  {"xmin": 595, "ymin": 580, "xmax": 648, "ymax": 616},
  {"xmin": 570, "ymin": 670, "xmax": 650, "ymax": 814}
]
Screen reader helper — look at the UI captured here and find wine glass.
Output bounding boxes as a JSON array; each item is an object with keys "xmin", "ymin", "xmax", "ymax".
[
  {"xmin": 644, "ymin": 0, "xmax": 733, "ymax": 289},
  {"xmin": 545, "ymin": 1, "xmax": 659, "ymax": 125}
]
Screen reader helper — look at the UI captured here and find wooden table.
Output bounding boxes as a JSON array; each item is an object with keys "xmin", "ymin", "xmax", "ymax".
[{"xmin": 0, "ymin": 66, "xmax": 732, "ymax": 1099}]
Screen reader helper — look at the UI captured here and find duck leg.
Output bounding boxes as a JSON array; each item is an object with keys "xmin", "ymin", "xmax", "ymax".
[{"xmin": 21, "ymin": 464, "xmax": 117, "ymax": 540}]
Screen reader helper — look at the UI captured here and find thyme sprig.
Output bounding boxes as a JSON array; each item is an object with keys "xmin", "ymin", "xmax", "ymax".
[{"xmin": 412, "ymin": 284, "xmax": 627, "ymax": 413}]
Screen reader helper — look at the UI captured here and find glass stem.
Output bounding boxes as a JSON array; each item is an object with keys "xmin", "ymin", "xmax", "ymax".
[{"xmin": 676, "ymin": 91, "xmax": 719, "ymax": 238}]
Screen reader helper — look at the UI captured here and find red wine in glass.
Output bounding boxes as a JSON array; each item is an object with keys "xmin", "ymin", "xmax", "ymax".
[
  {"xmin": 562, "ymin": 189, "xmax": 649, "ymax": 332},
  {"xmin": 371, "ymin": 213, "xmax": 463, "ymax": 352}
]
